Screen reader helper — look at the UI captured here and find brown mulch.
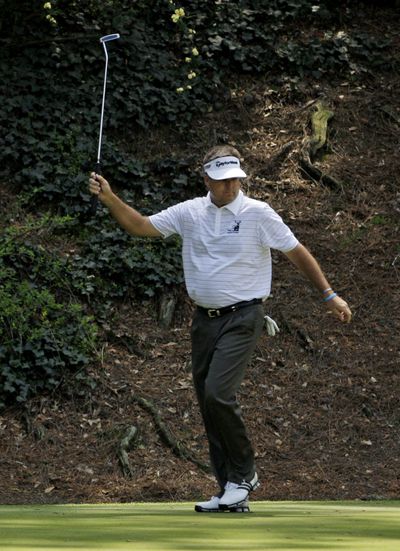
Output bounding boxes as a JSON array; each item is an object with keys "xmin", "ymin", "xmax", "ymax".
[{"xmin": 1, "ymin": 66, "xmax": 400, "ymax": 505}]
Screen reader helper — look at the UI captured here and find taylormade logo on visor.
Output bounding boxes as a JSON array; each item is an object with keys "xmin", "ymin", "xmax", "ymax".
[
  {"xmin": 204, "ymin": 156, "xmax": 247, "ymax": 180},
  {"xmin": 215, "ymin": 160, "xmax": 238, "ymax": 167}
]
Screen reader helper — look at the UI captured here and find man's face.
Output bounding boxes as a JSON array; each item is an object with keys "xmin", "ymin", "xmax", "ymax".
[{"xmin": 204, "ymin": 176, "xmax": 241, "ymax": 207}]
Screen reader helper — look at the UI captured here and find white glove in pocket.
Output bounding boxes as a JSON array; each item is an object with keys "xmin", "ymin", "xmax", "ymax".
[{"xmin": 264, "ymin": 315, "xmax": 280, "ymax": 337}]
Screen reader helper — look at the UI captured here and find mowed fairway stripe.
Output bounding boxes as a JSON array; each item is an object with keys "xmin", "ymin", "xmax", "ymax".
[{"xmin": 0, "ymin": 501, "xmax": 399, "ymax": 551}]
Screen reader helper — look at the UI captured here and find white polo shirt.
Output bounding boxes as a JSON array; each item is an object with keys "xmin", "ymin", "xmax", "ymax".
[{"xmin": 149, "ymin": 190, "xmax": 298, "ymax": 308}]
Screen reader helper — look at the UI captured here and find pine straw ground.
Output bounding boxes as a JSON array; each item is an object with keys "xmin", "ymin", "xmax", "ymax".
[{"xmin": 0, "ymin": 66, "xmax": 399, "ymax": 505}]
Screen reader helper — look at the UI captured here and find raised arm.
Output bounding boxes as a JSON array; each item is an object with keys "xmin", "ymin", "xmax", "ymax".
[
  {"xmin": 88, "ymin": 173, "xmax": 162, "ymax": 237},
  {"xmin": 284, "ymin": 243, "xmax": 352, "ymax": 323}
]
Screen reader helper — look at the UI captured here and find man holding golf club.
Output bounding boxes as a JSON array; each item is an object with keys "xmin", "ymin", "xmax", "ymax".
[{"xmin": 88, "ymin": 144, "xmax": 352, "ymax": 513}]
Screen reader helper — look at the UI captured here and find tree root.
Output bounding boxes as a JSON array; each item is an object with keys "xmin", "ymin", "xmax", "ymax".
[
  {"xmin": 117, "ymin": 425, "xmax": 139, "ymax": 478},
  {"xmin": 274, "ymin": 307, "xmax": 315, "ymax": 352},
  {"xmin": 106, "ymin": 331, "xmax": 148, "ymax": 358},
  {"xmin": 258, "ymin": 141, "xmax": 296, "ymax": 178},
  {"xmin": 299, "ymin": 157, "xmax": 343, "ymax": 191},
  {"xmin": 132, "ymin": 394, "xmax": 210, "ymax": 473}
]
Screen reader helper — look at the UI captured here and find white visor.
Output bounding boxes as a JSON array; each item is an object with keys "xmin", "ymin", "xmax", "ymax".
[{"xmin": 203, "ymin": 155, "xmax": 247, "ymax": 180}]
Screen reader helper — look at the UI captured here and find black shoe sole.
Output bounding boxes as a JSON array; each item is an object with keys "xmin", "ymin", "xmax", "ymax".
[
  {"xmin": 194, "ymin": 505, "xmax": 221, "ymax": 513},
  {"xmin": 226, "ymin": 505, "xmax": 250, "ymax": 513},
  {"xmin": 195, "ymin": 504, "xmax": 250, "ymax": 513},
  {"xmin": 219, "ymin": 499, "xmax": 250, "ymax": 512}
]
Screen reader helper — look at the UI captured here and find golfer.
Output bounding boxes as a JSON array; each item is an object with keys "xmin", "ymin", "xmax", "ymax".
[{"xmin": 88, "ymin": 145, "xmax": 352, "ymax": 512}]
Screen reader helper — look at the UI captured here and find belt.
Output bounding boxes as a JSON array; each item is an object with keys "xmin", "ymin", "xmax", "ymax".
[{"xmin": 197, "ymin": 298, "xmax": 262, "ymax": 318}]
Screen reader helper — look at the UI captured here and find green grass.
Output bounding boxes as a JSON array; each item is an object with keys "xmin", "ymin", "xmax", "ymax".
[{"xmin": 0, "ymin": 501, "xmax": 399, "ymax": 550}]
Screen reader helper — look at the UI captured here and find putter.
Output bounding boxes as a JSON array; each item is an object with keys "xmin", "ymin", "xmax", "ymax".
[{"xmin": 89, "ymin": 33, "xmax": 120, "ymax": 215}]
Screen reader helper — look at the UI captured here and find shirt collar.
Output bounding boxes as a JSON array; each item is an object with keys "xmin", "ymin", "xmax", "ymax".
[{"xmin": 205, "ymin": 190, "xmax": 244, "ymax": 215}]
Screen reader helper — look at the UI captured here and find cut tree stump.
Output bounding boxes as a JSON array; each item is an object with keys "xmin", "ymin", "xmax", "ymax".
[
  {"xmin": 309, "ymin": 101, "xmax": 334, "ymax": 160},
  {"xmin": 158, "ymin": 292, "xmax": 177, "ymax": 328},
  {"xmin": 299, "ymin": 101, "xmax": 342, "ymax": 191}
]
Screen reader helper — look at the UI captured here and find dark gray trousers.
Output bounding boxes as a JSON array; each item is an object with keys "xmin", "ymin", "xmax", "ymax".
[{"xmin": 191, "ymin": 304, "xmax": 264, "ymax": 490}]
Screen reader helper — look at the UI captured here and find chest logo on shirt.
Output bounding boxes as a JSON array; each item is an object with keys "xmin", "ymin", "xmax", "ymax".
[{"xmin": 227, "ymin": 220, "xmax": 242, "ymax": 233}]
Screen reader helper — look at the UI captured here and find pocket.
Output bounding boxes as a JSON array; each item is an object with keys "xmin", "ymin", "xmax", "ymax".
[
  {"xmin": 190, "ymin": 309, "xmax": 201, "ymax": 338},
  {"xmin": 236, "ymin": 305, "xmax": 264, "ymax": 335}
]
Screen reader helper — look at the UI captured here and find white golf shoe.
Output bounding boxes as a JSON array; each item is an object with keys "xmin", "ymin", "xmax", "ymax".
[
  {"xmin": 219, "ymin": 473, "xmax": 259, "ymax": 511},
  {"xmin": 195, "ymin": 487, "xmax": 250, "ymax": 513},
  {"xmin": 194, "ymin": 495, "xmax": 221, "ymax": 513}
]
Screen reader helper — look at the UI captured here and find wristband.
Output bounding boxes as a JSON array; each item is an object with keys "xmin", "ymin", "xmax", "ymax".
[
  {"xmin": 322, "ymin": 287, "xmax": 332, "ymax": 294},
  {"xmin": 323, "ymin": 292, "xmax": 337, "ymax": 302}
]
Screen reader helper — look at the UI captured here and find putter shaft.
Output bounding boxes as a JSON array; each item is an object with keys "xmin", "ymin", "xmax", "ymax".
[{"xmin": 97, "ymin": 33, "xmax": 120, "ymax": 165}]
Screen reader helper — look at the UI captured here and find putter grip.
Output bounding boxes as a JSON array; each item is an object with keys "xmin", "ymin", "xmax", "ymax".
[{"xmin": 89, "ymin": 162, "xmax": 102, "ymax": 215}]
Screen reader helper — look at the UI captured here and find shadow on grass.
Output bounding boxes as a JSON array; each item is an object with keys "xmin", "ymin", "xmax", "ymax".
[{"xmin": 0, "ymin": 502, "xmax": 399, "ymax": 550}]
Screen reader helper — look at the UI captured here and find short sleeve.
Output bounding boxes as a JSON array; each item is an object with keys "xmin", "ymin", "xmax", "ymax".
[
  {"xmin": 148, "ymin": 202, "xmax": 186, "ymax": 238},
  {"xmin": 258, "ymin": 204, "xmax": 299, "ymax": 252}
]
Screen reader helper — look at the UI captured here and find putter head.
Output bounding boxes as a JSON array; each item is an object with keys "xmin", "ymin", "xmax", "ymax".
[{"xmin": 100, "ymin": 33, "xmax": 120, "ymax": 43}]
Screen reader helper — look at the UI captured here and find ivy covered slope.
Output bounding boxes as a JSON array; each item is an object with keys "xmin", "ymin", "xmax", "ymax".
[{"xmin": 0, "ymin": 0, "xmax": 396, "ymax": 407}]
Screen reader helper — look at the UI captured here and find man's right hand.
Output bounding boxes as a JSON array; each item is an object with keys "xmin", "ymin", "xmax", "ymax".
[
  {"xmin": 88, "ymin": 172, "xmax": 112, "ymax": 204},
  {"xmin": 87, "ymin": 172, "xmax": 162, "ymax": 237}
]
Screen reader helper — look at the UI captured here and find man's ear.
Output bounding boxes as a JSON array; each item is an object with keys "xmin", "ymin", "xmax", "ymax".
[{"xmin": 204, "ymin": 175, "xmax": 211, "ymax": 190}]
